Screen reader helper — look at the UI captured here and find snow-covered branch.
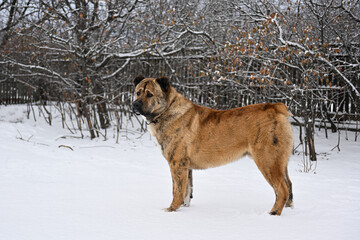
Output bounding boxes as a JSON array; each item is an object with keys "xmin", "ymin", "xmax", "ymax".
[
  {"xmin": 273, "ymin": 13, "xmax": 360, "ymax": 99},
  {"xmin": 0, "ymin": 60, "xmax": 79, "ymax": 88},
  {"xmin": 101, "ymin": 58, "xmax": 130, "ymax": 80}
]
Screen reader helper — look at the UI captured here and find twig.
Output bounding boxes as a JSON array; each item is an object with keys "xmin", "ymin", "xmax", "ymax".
[
  {"xmin": 58, "ymin": 145, "xmax": 74, "ymax": 151},
  {"xmin": 56, "ymin": 135, "xmax": 83, "ymax": 140},
  {"xmin": 16, "ymin": 129, "xmax": 33, "ymax": 142}
]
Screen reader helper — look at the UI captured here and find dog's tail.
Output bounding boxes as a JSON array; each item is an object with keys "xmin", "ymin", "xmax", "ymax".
[{"xmin": 274, "ymin": 103, "xmax": 292, "ymax": 117}]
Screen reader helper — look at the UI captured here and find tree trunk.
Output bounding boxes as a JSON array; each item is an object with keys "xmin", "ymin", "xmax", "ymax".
[
  {"xmin": 305, "ymin": 119, "xmax": 317, "ymax": 161},
  {"xmin": 305, "ymin": 92, "xmax": 317, "ymax": 161},
  {"xmin": 94, "ymin": 83, "xmax": 110, "ymax": 129}
]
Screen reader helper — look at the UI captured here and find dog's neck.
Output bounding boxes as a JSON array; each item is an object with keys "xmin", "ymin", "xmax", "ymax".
[{"xmin": 149, "ymin": 87, "xmax": 192, "ymax": 127}]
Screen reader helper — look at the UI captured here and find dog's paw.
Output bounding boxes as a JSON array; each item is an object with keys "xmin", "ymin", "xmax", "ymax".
[
  {"xmin": 182, "ymin": 202, "xmax": 190, "ymax": 207},
  {"xmin": 182, "ymin": 195, "xmax": 191, "ymax": 207},
  {"xmin": 165, "ymin": 206, "xmax": 177, "ymax": 212},
  {"xmin": 285, "ymin": 200, "xmax": 294, "ymax": 209},
  {"xmin": 285, "ymin": 202, "xmax": 294, "ymax": 209},
  {"xmin": 182, "ymin": 200, "xmax": 191, "ymax": 207}
]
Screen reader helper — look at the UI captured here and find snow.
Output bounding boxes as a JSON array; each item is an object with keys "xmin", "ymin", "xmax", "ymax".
[{"xmin": 0, "ymin": 104, "xmax": 360, "ymax": 240}]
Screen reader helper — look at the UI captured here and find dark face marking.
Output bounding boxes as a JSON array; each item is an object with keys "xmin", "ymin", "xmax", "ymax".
[{"xmin": 142, "ymin": 82, "xmax": 149, "ymax": 91}]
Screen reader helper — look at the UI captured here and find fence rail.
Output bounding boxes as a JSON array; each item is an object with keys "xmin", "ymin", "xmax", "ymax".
[
  {"xmin": 1, "ymin": 57, "xmax": 359, "ymax": 131},
  {"xmin": 0, "ymin": 79, "xmax": 36, "ymax": 104}
]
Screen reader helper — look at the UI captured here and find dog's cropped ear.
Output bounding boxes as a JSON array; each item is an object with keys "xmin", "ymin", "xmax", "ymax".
[
  {"xmin": 156, "ymin": 76, "xmax": 170, "ymax": 92},
  {"xmin": 133, "ymin": 75, "xmax": 145, "ymax": 87}
]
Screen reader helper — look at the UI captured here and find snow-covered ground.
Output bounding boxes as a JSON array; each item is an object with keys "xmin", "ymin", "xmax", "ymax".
[{"xmin": 0, "ymin": 104, "xmax": 359, "ymax": 240}]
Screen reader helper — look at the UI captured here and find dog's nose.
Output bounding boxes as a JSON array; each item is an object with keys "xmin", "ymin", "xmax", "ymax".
[{"xmin": 133, "ymin": 100, "xmax": 142, "ymax": 111}]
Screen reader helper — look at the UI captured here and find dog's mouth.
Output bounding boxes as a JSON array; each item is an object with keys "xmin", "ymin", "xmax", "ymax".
[
  {"xmin": 133, "ymin": 107, "xmax": 158, "ymax": 123},
  {"xmin": 133, "ymin": 108, "xmax": 142, "ymax": 116}
]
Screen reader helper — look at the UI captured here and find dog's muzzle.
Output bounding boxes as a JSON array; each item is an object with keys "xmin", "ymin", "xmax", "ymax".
[
  {"xmin": 132, "ymin": 100, "xmax": 159, "ymax": 123},
  {"xmin": 132, "ymin": 100, "xmax": 144, "ymax": 116}
]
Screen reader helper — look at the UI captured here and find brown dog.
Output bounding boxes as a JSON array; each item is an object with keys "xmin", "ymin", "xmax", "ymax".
[{"xmin": 133, "ymin": 76, "xmax": 294, "ymax": 215}]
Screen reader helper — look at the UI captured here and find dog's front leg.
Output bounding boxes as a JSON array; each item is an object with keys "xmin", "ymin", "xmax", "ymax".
[{"xmin": 166, "ymin": 160, "xmax": 189, "ymax": 212}]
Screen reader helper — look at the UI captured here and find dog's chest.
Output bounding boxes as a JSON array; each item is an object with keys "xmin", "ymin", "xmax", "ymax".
[{"xmin": 148, "ymin": 124, "xmax": 156, "ymax": 137}]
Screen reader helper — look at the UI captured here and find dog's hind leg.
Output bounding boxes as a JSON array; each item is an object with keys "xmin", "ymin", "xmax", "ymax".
[
  {"xmin": 284, "ymin": 166, "xmax": 294, "ymax": 208},
  {"xmin": 253, "ymin": 153, "xmax": 289, "ymax": 216},
  {"xmin": 269, "ymin": 172, "xmax": 289, "ymax": 215},
  {"xmin": 183, "ymin": 169, "xmax": 193, "ymax": 207}
]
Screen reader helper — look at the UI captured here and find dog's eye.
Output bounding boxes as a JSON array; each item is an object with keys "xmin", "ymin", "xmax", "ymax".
[
  {"xmin": 147, "ymin": 92, "xmax": 153, "ymax": 98},
  {"xmin": 136, "ymin": 91, "xmax": 141, "ymax": 96}
]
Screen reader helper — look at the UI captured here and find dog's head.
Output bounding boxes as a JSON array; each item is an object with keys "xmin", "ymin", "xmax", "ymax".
[{"xmin": 132, "ymin": 75, "xmax": 170, "ymax": 123}]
